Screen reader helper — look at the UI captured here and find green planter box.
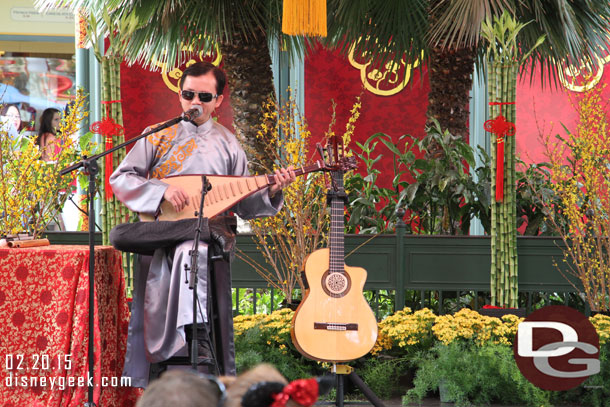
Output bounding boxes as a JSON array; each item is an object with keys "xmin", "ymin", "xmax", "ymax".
[
  {"xmin": 44, "ymin": 231, "xmax": 580, "ymax": 310},
  {"xmin": 44, "ymin": 231, "xmax": 103, "ymax": 245},
  {"xmin": 233, "ymin": 234, "xmax": 581, "ymax": 308}
]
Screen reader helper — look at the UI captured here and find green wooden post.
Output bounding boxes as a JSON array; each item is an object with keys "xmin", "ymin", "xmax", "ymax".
[{"xmin": 395, "ymin": 208, "xmax": 406, "ymax": 311}]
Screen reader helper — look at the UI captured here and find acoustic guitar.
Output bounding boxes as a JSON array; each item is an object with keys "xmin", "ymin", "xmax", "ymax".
[{"xmin": 291, "ymin": 139, "xmax": 378, "ymax": 362}]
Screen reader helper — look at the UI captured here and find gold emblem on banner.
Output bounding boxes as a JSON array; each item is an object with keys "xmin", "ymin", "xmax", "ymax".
[
  {"xmin": 558, "ymin": 55, "xmax": 610, "ymax": 92},
  {"xmin": 348, "ymin": 43, "xmax": 420, "ymax": 96},
  {"xmin": 154, "ymin": 45, "xmax": 222, "ymax": 94}
]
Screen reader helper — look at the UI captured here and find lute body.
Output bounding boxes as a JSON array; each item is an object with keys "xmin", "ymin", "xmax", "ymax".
[{"xmin": 139, "ymin": 161, "xmax": 324, "ymax": 221}]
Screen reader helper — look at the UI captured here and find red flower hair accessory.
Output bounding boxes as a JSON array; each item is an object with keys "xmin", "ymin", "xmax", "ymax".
[{"xmin": 271, "ymin": 378, "xmax": 319, "ymax": 407}]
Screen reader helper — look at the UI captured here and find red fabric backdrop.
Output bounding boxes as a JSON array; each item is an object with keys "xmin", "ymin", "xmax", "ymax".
[
  {"xmin": 516, "ymin": 64, "xmax": 610, "ymax": 164},
  {"xmin": 304, "ymin": 45, "xmax": 429, "ymax": 177},
  {"xmin": 119, "ymin": 45, "xmax": 429, "ymax": 177},
  {"xmin": 119, "ymin": 45, "xmax": 610, "ymax": 173}
]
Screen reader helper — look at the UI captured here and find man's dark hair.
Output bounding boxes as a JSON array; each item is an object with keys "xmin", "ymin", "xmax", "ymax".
[{"xmin": 180, "ymin": 62, "xmax": 226, "ymax": 95}]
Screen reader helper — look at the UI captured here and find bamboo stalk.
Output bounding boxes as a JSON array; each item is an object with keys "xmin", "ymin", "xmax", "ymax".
[
  {"xmin": 498, "ymin": 60, "xmax": 507, "ymax": 306},
  {"xmin": 508, "ymin": 62, "xmax": 515, "ymax": 307},
  {"xmin": 501, "ymin": 194, "xmax": 507, "ymax": 305},
  {"xmin": 489, "ymin": 61, "xmax": 498, "ymax": 305},
  {"xmin": 112, "ymin": 56, "xmax": 130, "ymax": 227},
  {"xmin": 106, "ymin": 57, "xmax": 116, "ymax": 243},
  {"xmin": 499, "ymin": 60, "xmax": 508, "ymax": 305},
  {"xmin": 101, "ymin": 57, "xmax": 111, "ymax": 244},
  {"xmin": 510, "ymin": 63, "xmax": 519, "ymax": 307},
  {"xmin": 111, "ymin": 57, "xmax": 131, "ymax": 277}
]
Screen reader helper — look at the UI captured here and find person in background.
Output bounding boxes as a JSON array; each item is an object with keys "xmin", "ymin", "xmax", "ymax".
[
  {"xmin": 37, "ymin": 107, "xmax": 61, "ymax": 160},
  {"xmin": 1, "ymin": 104, "xmax": 22, "ymax": 139}
]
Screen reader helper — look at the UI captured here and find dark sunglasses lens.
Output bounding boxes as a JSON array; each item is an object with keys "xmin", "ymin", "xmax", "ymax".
[
  {"xmin": 198, "ymin": 92, "xmax": 213, "ymax": 102},
  {"xmin": 182, "ymin": 90, "xmax": 195, "ymax": 100}
]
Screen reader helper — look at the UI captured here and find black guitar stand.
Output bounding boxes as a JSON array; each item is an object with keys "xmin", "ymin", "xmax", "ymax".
[
  {"xmin": 308, "ymin": 363, "xmax": 386, "ymax": 407},
  {"xmin": 322, "ymin": 364, "xmax": 385, "ymax": 407},
  {"xmin": 319, "ymin": 142, "xmax": 384, "ymax": 407},
  {"xmin": 320, "ymin": 189, "xmax": 385, "ymax": 407}
]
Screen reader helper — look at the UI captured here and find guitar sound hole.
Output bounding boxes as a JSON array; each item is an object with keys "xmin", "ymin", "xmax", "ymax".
[{"xmin": 321, "ymin": 270, "xmax": 351, "ymax": 298}]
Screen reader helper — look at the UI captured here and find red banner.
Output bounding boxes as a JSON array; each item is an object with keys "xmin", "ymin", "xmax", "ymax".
[{"xmin": 304, "ymin": 44, "xmax": 429, "ymax": 182}]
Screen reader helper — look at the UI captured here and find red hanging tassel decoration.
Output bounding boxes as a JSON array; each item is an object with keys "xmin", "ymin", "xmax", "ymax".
[
  {"xmin": 89, "ymin": 100, "xmax": 124, "ymax": 201},
  {"xmin": 484, "ymin": 102, "xmax": 515, "ymax": 202}
]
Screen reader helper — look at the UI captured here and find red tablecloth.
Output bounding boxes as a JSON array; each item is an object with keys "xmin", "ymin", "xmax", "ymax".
[{"xmin": 0, "ymin": 245, "xmax": 141, "ymax": 407}]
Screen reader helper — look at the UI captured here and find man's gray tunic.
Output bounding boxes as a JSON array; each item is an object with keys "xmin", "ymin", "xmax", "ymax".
[{"xmin": 110, "ymin": 118, "xmax": 281, "ymax": 387}]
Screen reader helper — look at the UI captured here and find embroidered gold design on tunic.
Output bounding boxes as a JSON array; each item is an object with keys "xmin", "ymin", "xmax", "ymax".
[{"xmin": 151, "ymin": 138, "xmax": 196, "ymax": 179}]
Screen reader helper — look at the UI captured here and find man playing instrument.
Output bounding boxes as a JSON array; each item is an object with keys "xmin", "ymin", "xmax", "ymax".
[{"xmin": 110, "ymin": 62, "xmax": 295, "ymax": 387}]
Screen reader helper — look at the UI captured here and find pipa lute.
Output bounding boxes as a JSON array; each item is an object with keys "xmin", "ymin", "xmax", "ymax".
[{"xmin": 140, "ymin": 160, "xmax": 326, "ymax": 221}]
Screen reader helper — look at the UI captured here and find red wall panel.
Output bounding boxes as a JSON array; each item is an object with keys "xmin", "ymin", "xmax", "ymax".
[{"xmin": 304, "ymin": 45, "xmax": 429, "ymax": 178}]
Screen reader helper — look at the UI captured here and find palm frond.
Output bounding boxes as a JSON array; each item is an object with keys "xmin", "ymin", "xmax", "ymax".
[
  {"xmin": 428, "ymin": 0, "xmax": 512, "ymax": 48},
  {"xmin": 515, "ymin": 0, "xmax": 610, "ymax": 86},
  {"xmin": 36, "ymin": 0, "xmax": 610, "ymax": 89},
  {"xmin": 325, "ymin": 0, "xmax": 429, "ymax": 66},
  {"xmin": 36, "ymin": 0, "xmax": 296, "ymax": 70}
]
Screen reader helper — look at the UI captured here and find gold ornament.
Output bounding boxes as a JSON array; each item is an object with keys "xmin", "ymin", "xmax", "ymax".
[{"xmin": 348, "ymin": 42, "xmax": 421, "ymax": 96}]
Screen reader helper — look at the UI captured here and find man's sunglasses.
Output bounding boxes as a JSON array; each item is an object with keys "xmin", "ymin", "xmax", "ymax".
[{"xmin": 181, "ymin": 90, "xmax": 218, "ymax": 102}]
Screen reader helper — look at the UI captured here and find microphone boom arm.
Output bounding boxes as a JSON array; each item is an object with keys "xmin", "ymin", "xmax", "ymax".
[{"xmin": 60, "ymin": 115, "xmax": 185, "ymax": 176}]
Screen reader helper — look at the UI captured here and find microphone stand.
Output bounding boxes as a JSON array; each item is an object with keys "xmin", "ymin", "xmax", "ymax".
[
  {"xmin": 184, "ymin": 175, "xmax": 218, "ymax": 373},
  {"xmin": 60, "ymin": 111, "xmax": 196, "ymax": 407}
]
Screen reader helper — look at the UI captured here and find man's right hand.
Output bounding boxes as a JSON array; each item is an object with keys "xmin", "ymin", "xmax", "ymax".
[{"xmin": 163, "ymin": 185, "xmax": 189, "ymax": 212}]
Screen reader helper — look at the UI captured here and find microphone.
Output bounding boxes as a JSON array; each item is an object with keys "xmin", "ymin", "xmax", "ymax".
[{"xmin": 182, "ymin": 105, "xmax": 203, "ymax": 121}]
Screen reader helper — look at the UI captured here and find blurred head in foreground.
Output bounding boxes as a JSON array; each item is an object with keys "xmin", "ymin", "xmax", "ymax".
[{"xmin": 136, "ymin": 364, "xmax": 333, "ymax": 407}]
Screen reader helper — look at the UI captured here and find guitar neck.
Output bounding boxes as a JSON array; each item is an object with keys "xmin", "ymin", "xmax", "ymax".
[
  {"xmin": 265, "ymin": 161, "xmax": 324, "ymax": 185},
  {"xmin": 329, "ymin": 170, "xmax": 345, "ymax": 273}
]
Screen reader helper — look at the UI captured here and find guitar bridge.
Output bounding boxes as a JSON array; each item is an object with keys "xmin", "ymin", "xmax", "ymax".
[{"xmin": 314, "ymin": 322, "xmax": 358, "ymax": 331}]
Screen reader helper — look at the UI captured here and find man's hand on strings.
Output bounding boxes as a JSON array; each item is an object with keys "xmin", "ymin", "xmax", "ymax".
[
  {"xmin": 163, "ymin": 185, "xmax": 190, "ymax": 212},
  {"xmin": 269, "ymin": 166, "xmax": 296, "ymax": 198}
]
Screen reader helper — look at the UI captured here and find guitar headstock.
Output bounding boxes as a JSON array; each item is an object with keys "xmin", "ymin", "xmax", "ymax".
[
  {"xmin": 316, "ymin": 136, "xmax": 357, "ymax": 173},
  {"xmin": 316, "ymin": 135, "xmax": 358, "ymax": 196}
]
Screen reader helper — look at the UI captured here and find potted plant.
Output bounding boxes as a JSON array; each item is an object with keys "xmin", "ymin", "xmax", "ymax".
[
  {"xmin": 237, "ymin": 93, "xmax": 362, "ymax": 304},
  {"xmin": 405, "ymin": 309, "xmax": 547, "ymax": 406},
  {"xmin": 539, "ymin": 86, "xmax": 610, "ymax": 313},
  {"xmin": 0, "ymin": 91, "xmax": 91, "ymax": 239},
  {"xmin": 345, "ymin": 119, "xmax": 490, "ymax": 236}
]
